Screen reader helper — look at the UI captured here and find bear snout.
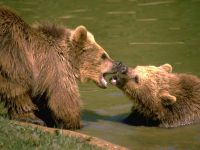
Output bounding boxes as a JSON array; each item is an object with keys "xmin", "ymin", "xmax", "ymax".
[
  {"xmin": 112, "ymin": 61, "xmax": 122, "ymax": 73},
  {"xmin": 112, "ymin": 61, "xmax": 128, "ymax": 74},
  {"xmin": 119, "ymin": 65, "xmax": 128, "ymax": 74}
]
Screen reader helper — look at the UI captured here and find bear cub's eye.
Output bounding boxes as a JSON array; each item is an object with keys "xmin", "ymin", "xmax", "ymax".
[
  {"xmin": 101, "ymin": 53, "xmax": 107, "ymax": 60},
  {"xmin": 132, "ymin": 75, "xmax": 139, "ymax": 84}
]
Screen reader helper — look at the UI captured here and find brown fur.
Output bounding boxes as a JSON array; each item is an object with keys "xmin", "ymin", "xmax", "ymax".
[
  {"xmin": 0, "ymin": 6, "xmax": 117, "ymax": 129},
  {"xmin": 112, "ymin": 64, "xmax": 200, "ymax": 128}
]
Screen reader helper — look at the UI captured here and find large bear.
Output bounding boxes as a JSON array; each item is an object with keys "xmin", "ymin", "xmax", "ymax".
[
  {"xmin": 0, "ymin": 6, "xmax": 120, "ymax": 129},
  {"xmin": 111, "ymin": 64, "xmax": 200, "ymax": 128}
]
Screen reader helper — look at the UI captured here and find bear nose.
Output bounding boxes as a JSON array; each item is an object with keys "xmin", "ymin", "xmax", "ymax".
[
  {"xmin": 113, "ymin": 61, "xmax": 128, "ymax": 74},
  {"xmin": 119, "ymin": 65, "xmax": 128, "ymax": 74},
  {"xmin": 115, "ymin": 61, "xmax": 122, "ymax": 67},
  {"xmin": 112, "ymin": 61, "xmax": 122, "ymax": 73}
]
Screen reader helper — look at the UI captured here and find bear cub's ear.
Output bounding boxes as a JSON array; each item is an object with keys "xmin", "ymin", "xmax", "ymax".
[
  {"xmin": 159, "ymin": 64, "xmax": 172, "ymax": 73},
  {"xmin": 71, "ymin": 25, "xmax": 87, "ymax": 44},
  {"xmin": 160, "ymin": 90, "xmax": 176, "ymax": 106}
]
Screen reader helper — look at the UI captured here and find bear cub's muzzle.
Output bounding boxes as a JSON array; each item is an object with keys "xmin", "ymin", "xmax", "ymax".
[
  {"xmin": 112, "ymin": 61, "xmax": 128, "ymax": 74},
  {"xmin": 109, "ymin": 62, "xmax": 128, "ymax": 87}
]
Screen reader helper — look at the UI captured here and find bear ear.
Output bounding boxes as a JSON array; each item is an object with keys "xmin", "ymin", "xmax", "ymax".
[
  {"xmin": 160, "ymin": 91, "xmax": 176, "ymax": 106},
  {"xmin": 71, "ymin": 25, "xmax": 87, "ymax": 43},
  {"xmin": 159, "ymin": 64, "xmax": 173, "ymax": 73}
]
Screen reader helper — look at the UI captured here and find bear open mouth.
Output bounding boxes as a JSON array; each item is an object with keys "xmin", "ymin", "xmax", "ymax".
[
  {"xmin": 109, "ymin": 76, "xmax": 117, "ymax": 86},
  {"xmin": 109, "ymin": 75, "xmax": 125, "ymax": 88}
]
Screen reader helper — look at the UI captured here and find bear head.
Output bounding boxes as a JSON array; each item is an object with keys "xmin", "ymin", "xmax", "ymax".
[
  {"xmin": 111, "ymin": 64, "xmax": 178, "ymax": 113},
  {"xmin": 70, "ymin": 25, "xmax": 119, "ymax": 88}
]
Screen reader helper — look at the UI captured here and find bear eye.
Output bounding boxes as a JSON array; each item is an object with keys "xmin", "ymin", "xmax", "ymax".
[
  {"xmin": 82, "ymin": 48, "xmax": 87, "ymax": 53},
  {"xmin": 133, "ymin": 75, "xmax": 139, "ymax": 84},
  {"xmin": 101, "ymin": 53, "xmax": 107, "ymax": 60}
]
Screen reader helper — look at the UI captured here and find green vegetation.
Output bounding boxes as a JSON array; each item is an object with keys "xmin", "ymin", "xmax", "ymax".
[{"xmin": 0, "ymin": 105, "xmax": 101, "ymax": 150}]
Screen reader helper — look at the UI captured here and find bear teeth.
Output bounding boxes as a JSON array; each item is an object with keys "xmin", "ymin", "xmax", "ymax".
[
  {"xmin": 101, "ymin": 77, "xmax": 108, "ymax": 87},
  {"xmin": 99, "ymin": 75, "xmax": 108, "ymax": 88}
]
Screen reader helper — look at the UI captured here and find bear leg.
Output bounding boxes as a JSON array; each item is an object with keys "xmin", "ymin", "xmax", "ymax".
[
  {"xmin": 47, "ymin": 91, "xmax": 81, "ymax": 130},
  {"xmin": 0, "ymin": 75, "xmax": 46, "ymax": 125},
  {"xmin": 7, "ymin": 94, "xmax": 46, "ymax": 126}
]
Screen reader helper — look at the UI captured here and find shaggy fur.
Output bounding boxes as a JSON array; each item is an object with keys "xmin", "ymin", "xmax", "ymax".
[
  {"xmin": 111, "ymin": 64, "xmax": 200, "ymax": 128},
  {"xmin": 0, "ymin": 6, "xmax": 116, "ymax": 129}
]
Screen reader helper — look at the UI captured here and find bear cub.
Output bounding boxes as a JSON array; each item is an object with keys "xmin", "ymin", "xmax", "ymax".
[{"xmin": 111, "ymin": 64, "xmax": 200, "ymax": 128}]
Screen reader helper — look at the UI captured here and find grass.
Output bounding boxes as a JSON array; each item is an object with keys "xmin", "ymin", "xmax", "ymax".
[{"xmin": 0, "ymin": 104, "xmax": 101, "ymax": 150}]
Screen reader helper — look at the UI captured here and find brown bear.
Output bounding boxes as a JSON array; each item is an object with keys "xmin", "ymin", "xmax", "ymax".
[
  {"xmin": 111, "ymin": 64, "xmax": 200, "ymax": 128},
  {"xmin": 0, "ymin": 6, "xmax": 120, "ymax": 129}
]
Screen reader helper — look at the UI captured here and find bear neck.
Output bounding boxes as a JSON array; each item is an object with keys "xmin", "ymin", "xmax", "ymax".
[
  {"xmin": 35, "ymin": 23, "xmax": 81, "ymax": 80},
  {"xmin": 67, "ymin": 35, "xmax": 81, "ymax": 80}
]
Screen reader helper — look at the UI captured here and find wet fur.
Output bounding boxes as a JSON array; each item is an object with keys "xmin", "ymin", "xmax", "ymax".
[{"xmin": 118, "ymin": 67, "xmax": 200, "ymax": 128}]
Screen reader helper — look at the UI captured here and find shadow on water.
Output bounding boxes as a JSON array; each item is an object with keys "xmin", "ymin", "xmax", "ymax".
[
  {"xmin": 82, "ymin": 109, "xmax": 160, "ymax": 127},
  {"xmin": 82, "ymin": 109, "xmax": 128, "ymax": 123}
]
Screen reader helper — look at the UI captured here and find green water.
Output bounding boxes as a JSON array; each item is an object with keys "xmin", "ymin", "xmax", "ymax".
[{"xmin": 1, "ymin": 0, "xmax": 200, "ymax": 149}]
